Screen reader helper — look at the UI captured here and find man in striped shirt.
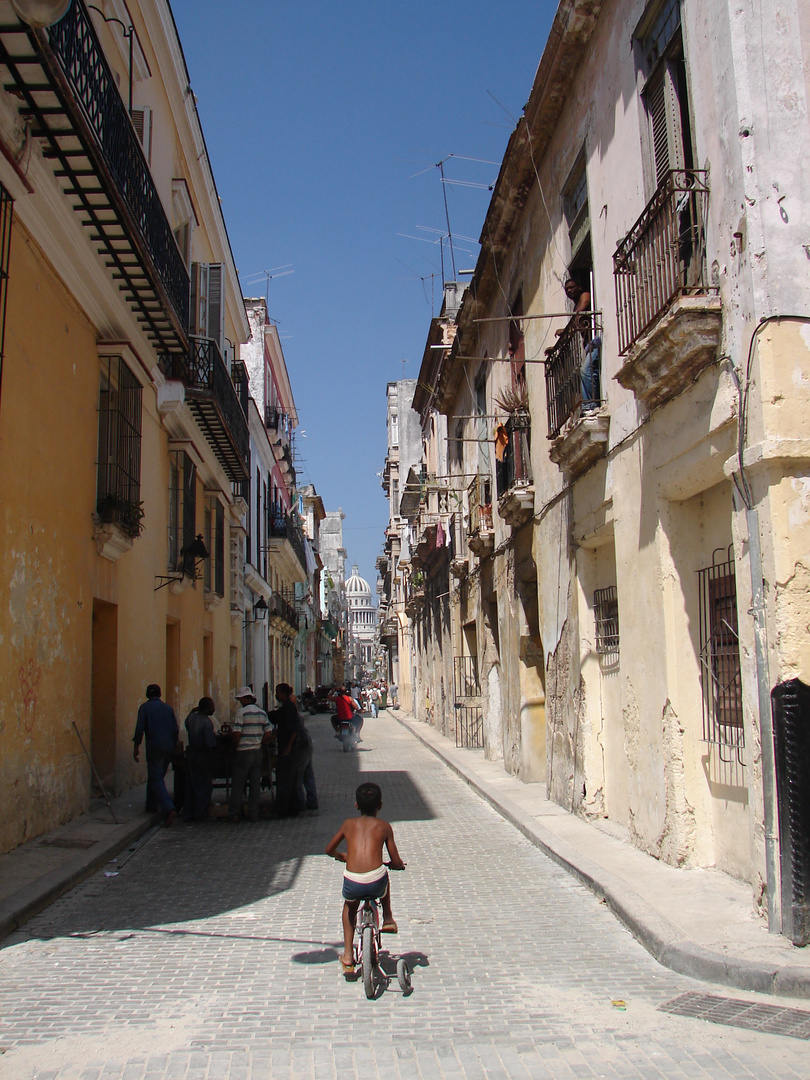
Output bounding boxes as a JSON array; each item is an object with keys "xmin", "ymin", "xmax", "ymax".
[{"xmin": 228, "ymin": 686, "xmax": 272, "ymax": 822}]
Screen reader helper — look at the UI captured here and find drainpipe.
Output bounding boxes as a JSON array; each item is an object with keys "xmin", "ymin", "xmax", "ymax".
[{"xmin": 734, "ymin": 315, "xmax": 810, "ymax": 934}]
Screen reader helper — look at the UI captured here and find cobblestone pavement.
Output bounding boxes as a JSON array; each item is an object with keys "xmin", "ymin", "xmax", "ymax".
[{"xmin": 2, "ymin": 713, "xmax": 809, "ymax": 1079}]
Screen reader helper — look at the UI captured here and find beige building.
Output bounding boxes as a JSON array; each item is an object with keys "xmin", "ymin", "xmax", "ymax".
[
  {"xmin": 409, "ymin": 0, "xmax": 810, "ymax": 933},
  {"xmin": 0, "ymin": 0, "xmax": 251, "ymax": 852}
]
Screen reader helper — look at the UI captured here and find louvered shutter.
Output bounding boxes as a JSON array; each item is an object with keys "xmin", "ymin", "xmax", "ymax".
[
  {"xmin": 188, "ymin": 262, "xmax": 224, "ymax": 354},
  {"xmin": 131, "ymin": 108, "xmax": 152, "ymax": 165},
  {"xmin": 647, "ymin": 61, "xmax": 685, "ymax": 188}
]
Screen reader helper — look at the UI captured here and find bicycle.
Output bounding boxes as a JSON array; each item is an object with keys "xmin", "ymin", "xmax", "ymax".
[{"xmin": 352, "ymin": 868, "xmax": 411, "ymax": 998}]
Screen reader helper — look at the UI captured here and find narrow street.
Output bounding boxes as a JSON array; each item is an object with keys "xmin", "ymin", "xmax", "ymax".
[{"xmin": 1, "ymin": 713, "xmax": 808, "ymax": 1080}]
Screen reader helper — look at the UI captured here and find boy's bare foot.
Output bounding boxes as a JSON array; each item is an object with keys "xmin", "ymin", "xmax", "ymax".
[
  {"xmin": 339, "ymin": 955, "xmax": 355, "ymax": 972},
  {"xmin": 381, "ymin": 920, "xmax": 398, "ymax": 934}
]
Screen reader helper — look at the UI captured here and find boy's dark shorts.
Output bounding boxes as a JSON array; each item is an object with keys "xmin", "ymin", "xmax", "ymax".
[{"xmin": 342, "ymin": 870, "xmax": 389, "ymax": 902}]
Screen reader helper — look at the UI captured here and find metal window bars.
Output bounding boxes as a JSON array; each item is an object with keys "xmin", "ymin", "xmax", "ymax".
[
  {"xmin": 453, "ymin": 655, "xmax": 484, "ymax": 749},
  {"xmin": 594, "ymin": 585, "xmax": 619, "ymax": 657},
  {"xmin": 495, "ymin": 412, "xmax": 532, "ymax": 499},
  {"xmin": 96, "ymin": 354, "xmax": 143, "ymax": 537},
  {"xmin": 613, "ymin": 169, "xmax": 712, "ymax": 355},
  {"xmin": 697, "ymin": 546, "xmax": 745, "ymax": 763}
]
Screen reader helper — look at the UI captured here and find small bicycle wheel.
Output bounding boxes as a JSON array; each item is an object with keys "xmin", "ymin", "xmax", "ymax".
[
  {"xmin": 362, "ymin": 926, "xmax": 376, "ymax": 998},
  {"xmin": 396, "ymin": 958, "xmax": 412, "ymax": 995}
]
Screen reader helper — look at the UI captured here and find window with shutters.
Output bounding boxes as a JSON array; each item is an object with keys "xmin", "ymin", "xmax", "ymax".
[
  {"xmin": 190, "ymin": 262, "xmax": 224, "ymax": 353},
  {"xmin": 168, "ymin": 449, "xmax": 197, "ymax": 574},
  {"xmin": 97, "ymin": 355, "xmax": 143, "ymax": 537},
  {"xmin": 204, "ymin": 494, "xmax": 225, "ymax": 597},
  {"xmin": 172, "ymin": 179, "xmax": 195, "ymax": 269},
  {"xmin": 130, "ymin": 107, "xmax": 152, "ymax": 165},
  {"xmin": 636, "ymin": 0, "xmax": 694, "ymax": 194}
]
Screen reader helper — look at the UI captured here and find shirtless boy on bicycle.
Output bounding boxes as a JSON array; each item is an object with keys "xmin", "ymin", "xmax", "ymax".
[{"xmin": 325, "ymin": 781, "xmax": 406, "ymax": 972}]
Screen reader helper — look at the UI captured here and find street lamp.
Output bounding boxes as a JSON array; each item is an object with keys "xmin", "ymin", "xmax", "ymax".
[{"xmin": 11, "ymin": 0, "xmax": 71, "ymax": 28}]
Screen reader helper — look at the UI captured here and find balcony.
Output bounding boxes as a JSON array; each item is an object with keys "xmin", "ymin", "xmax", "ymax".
[
  {"xmin": 545, "ymin": 313, "xmax": 609, "ymax": 476},
  {"xmin": 266, "ymin": 512, "xmax": 307, "ymax": 581},
  {"xmin": 266, "ymin": 405, "xmax": 292, "ymax": 458},
  {"xmin": 269, "ymin": 591, "xmax": 299, "ymax": 633},
  {"xmin": 496, "ymin": 412, "xmax": 534, "ymax": 527},
  {"xmin": 160, "ymin": 337, "xmax": 249, "ymax": 481},
  {"xmin": 614, "ymin": 169, "xmax": 721, "ymax": 410},
  {"xmin": 0, "ymin": 0, "xmax": 189, "ymax": 351},
  {"xmin": 467, "ymin": 474, "xmax": 494, "ymax": 556}
]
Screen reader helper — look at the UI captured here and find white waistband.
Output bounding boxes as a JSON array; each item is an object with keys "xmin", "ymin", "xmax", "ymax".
[{"xmin": 343, "ymin": 865, "xmax": 386, "ymax": 884}]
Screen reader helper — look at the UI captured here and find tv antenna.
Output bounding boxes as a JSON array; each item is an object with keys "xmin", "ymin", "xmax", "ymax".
[{"xmin": 242, "ymin": 265, "xmax": 294, "ymax": 308}]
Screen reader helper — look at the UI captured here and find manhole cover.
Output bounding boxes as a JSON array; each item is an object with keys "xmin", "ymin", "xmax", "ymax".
[{"xmin": 659, "ymin": 992, "xmax": 810, "ymax": 1040}]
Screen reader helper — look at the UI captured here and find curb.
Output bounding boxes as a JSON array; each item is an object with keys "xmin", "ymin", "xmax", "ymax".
[
  {"xmin": 391, "ymin": 710, "xmax": 810, "ymax": 1000},
  {"xmin": 0, "ymin": 812, "xmax": 159, "ymax": 941}
]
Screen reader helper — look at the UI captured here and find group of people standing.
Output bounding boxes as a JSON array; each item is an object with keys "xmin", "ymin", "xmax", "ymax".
[{"xmin": 132, "ymin": 681, "xmax": 317, "ymax": 827}]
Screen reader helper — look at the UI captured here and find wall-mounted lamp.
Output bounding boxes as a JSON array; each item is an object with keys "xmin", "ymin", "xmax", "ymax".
[
  {"xmin": 11, "ymin": 0, "xmax": 71, "ymax": 29},
  {"xmin": 154, "ymin": 534, "xmax": 209, "ymax": 590},
  {"xmin": 243, "ymin": 595, "xmax": 268, "ymax": 626}
]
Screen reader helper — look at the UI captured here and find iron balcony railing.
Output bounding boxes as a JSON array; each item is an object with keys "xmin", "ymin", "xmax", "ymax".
[
  {"xmin": 47, "ymin": 0, "xmax": 190, "ymax": 337},
  {"xmin": 268, "ymin": 512, "xmax": 308, "ymax": 575},
  {"xmin": 614, "ymin": 169, "xmax": 712, "ymax": 355},
  {"xmin": 160, "ymin": 337, "xmax": 249, "ymax": 480},
  {"xmin": 467, "ymin": 474, "xmax": 492, "ymax": 536},
  {"xmin": 270, "ymin": 591, "xmax": 300, "ymax": 631},
  {"xmin": 496, "ymin": 412, "xmax": 532, "ymax": 499},
  {"xmin": 545, "ymin": 313, "xmax": 603, "ymax": 438}
]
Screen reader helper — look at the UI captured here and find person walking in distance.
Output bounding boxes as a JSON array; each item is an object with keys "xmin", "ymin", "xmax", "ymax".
[
  {"xmin": 183, "ymin": 697, "xmax": 217, "ymax": 822},
  {"xmin": 229, "ymin": 686, "xmax": 272, "ymax": 822},
  {"xmin": 133, "ymin": 684, "xmax": 179, "ymax": 827}
]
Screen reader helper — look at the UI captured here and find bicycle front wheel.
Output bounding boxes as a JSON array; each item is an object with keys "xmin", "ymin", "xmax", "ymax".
[{"xmin": 362, "ymin": 925, "xmax": 376, "ymax": 998}]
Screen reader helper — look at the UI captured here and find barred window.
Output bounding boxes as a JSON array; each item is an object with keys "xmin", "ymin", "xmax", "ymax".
[
  {"xmin": 698, "ymin": 546, "xmax": 744, "ymax": 760},
  {"xmin": 594, "ymin": 586, "xmax": 619, "ymax": 656},
  {"xmin": 204, "ymin": 495, "xmax": 225, "ymax": 597},
  {"xmin": 97, "ymin": 355, "xmax": 143, "ymax": 537},
  {"xmin": 168, "ymin": 449, "xmax": 196, "ymax": 573}
]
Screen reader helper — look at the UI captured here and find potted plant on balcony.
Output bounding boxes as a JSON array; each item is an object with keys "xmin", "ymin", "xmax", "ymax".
[
  {"xmin": 494, "ymin": 384, "xmax": 530, "ymax": 429},
  {"xmin": 96, "ymin": 494, "xmax": 145, "ymax": 538}
]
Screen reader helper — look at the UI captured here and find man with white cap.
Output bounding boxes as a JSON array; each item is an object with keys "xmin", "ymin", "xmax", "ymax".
[{"xmin": 228, "ymin": 685, "xmax": 272, "ymax": 822}]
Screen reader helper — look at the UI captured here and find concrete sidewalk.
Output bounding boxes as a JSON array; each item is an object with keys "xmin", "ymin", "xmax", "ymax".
[
  {"xmin": 0, "ymin": 791, "xmax": 158, "ymax": 940},
  {"xmin": 389, "ymin": 707, "xmax": 810, "ymax": 1000}
]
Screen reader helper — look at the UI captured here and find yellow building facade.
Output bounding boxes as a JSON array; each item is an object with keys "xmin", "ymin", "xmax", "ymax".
[{"xmin": 0, "ymin": 0, "xmax": 250, "ymax": 853}]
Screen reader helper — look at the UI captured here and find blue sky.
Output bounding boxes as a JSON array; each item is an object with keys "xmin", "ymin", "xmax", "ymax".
[{"xmin": 171, "ymin": 1, "xmax": 555, "ymax": 589}]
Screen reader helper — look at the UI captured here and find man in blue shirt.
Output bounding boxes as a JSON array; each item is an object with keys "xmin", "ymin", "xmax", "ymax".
[{"xmin": 133, "ymin": 684, "xmax": 179, "ymax": 827}]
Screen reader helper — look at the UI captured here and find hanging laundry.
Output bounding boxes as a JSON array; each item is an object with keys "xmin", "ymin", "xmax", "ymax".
[{"xmin": 495, "ymin": 424, "xmax": 509, "ymax": 462}]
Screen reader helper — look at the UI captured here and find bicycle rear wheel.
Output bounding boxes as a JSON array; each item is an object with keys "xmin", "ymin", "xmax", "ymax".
[{"xmin": 362, "ymin": 925, "xmax": 376, "ymax": 998}]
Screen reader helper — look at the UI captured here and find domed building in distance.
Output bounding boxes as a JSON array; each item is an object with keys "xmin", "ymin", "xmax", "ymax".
[{"xmin": 345, "ymin": 564, "xmax": 377, "ymax": 675}]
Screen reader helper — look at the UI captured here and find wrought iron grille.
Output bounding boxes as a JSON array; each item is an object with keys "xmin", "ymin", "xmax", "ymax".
[
  {"xmin": 453, "ymin": 656, "xmax": 483, "ymax": 748},
  {"xmin": 495, "ymin": 412, "xmax": 532, "ymax": 498},
  {"xmin": 454, "ymin": 706, "xmax": 484, "ymax": 749},
  {"xmin": 613, "ymin": 169, "xmax": 712, "ymax": 354},
  {"xmin": 454, "ymin": 655, "xmax": 481, "ymax": 699},
  {"xmin": 268, "ymin": 512, "xmax": 308, "ymax": 576},
  {"xmin": 698, "ymin": 546, "xmax": 744, "ymax": 761},
  {"xmin": 160, "ymin": 337, "xmax": 249, "ymax": 474},
  {"xmin": 96, "ymin": 354, "xmax": 143, "ymax": 537},
  {"xmin": 545, "ymin": 312, "xmax": 603, "ymax": 438},
  {"xmin": 47, "ymin": 0, "xmax": 190, "ymax": 332},
  {"xmin": 594, "ymin": 585, "xmax": 619, "ymax": 656}
]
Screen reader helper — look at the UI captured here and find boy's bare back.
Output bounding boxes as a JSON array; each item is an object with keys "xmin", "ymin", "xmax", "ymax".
[{"xmin": 327, "ymin": 814, "xmax": 404, "ymax": 873}]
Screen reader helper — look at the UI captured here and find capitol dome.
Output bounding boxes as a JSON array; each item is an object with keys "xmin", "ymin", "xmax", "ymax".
[{"xmin": 346, "ymin": 564, "xmax": 372, "ymax": 598}]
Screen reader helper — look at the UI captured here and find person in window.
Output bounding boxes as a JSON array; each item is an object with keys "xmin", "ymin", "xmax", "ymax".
[{"xmin": 562, "ymin": 276, "xmax": 601, "ymax": 412}]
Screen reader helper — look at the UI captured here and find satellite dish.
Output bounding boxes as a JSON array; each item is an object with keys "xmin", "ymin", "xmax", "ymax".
[{"xmin": 12, "ymin": 0, "xmax": 71, "ymax": 28}]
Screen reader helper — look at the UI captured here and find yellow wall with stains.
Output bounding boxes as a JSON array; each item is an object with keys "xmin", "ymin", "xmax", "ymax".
[{"xmin": 0, "ymin": 222, "xmax": 241, "ymax": 855}]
